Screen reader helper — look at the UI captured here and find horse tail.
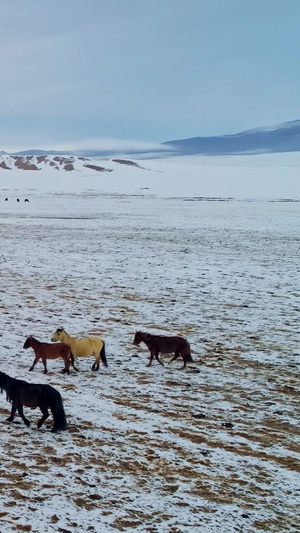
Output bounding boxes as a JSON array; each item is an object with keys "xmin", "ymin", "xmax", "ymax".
[
  {"xmin": 185, "ymin": 342, "xmax": 193, "ymax": 363},
  {"xmin": 100, "ymin": 342, "xmax": 108, "ymax": 368},
  {"xmin": 51, "ymin": 390, "xmax": 67, "ymax": 432}
]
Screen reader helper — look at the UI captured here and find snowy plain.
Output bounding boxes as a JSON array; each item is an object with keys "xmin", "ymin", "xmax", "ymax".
[{"xmin": 0, "ymin": 153, "xmax": 299, "ymax": 533}]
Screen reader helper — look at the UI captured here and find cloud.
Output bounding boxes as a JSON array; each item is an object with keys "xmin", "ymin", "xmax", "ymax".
[
  {"xmin": 1, "ymin": 137, "xmax": 171, "ymax": 155},
  {"xmin": 0, "ymin": 1, "xmax": 299, "ymax": 148},
  {"xmin": 53, "ymin": 137, "xmax": 167, "ymax": 152}
]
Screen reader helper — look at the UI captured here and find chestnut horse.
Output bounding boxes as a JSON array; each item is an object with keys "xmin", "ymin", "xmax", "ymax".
[
  {"xmin": 51, "ymin": 328, "xmax": 107, "ymax": 371},
  {"xmin": 133, "ymin": 331, "xmax": 193, "ymax": 369},
  {"xmin": 23, "ymin": 336, "xmax": 75, "ymax": 374},
  {"xmin": 0, "ymin": 371, "xmax": 67, "ymax": 432}
]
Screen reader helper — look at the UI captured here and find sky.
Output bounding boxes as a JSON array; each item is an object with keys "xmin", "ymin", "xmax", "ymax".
[{"xmin": 0, "ymin": 0, "xmax": 300, "ymax": 152}]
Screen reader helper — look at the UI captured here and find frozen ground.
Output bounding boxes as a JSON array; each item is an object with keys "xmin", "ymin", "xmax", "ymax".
[{"xmin": 0, "ymin": 155, "xmax": 299, "ymax": 532}]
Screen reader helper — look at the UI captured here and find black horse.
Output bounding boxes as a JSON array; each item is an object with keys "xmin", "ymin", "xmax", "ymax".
[
  {"xmin": 0, "ymin": 371, "xmax": 67, "ymax": 432},
  {"xmin": 133, "ymin": 331, "xmax": 193, "ymax": 369}
]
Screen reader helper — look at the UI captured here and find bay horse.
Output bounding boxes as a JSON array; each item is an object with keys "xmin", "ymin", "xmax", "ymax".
[
  {"xmin": 23, "ymin": 336, "xmax": 75, "ymax": 374},
  {"xmin": 0, "ymin": 371, "xmax": 67, "ymax": 432},
  {"xmin": 51, "ymin": 328, "xmax": 107, "ymax": 371},
  {"xmin": 133, "ymin": 331, "xmax": 193, "ymax": 369}
]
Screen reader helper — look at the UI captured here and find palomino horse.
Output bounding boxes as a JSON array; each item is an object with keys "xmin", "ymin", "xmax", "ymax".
[
  {"xmin": 0, "ymin": 371, "xmax": 67, "ymax": 432},
  {"xmin": 133, "ymin": 331, "xmax": 193, "ymax": 369},
  {"xmin": 51, "ymin": 328, "xmax": 107, "ymax": 371},
  {"xmin": 23, "ymin": 336, "xmax": 75, "ymax": 374}
]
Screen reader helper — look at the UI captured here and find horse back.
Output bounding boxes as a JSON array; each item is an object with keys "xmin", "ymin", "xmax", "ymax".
[
  {"xmin": 72, "ymin": 336, "xmax": 103, "ymax": 356},
  {"xmin": 146, "ymin": 335, "xmax": 189, "ymax": 354},
  {"xmin": 12, "ymin": 381, "xmax": 42, "ymax": 408},
  {"xmin": 40, "ymin": 341, "xmax": 71, "ymax": 359}
]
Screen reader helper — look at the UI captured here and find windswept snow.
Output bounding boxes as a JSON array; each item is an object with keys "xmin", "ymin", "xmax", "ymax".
[{"xmin": 0, "ymin": 154, "xmax": 299, "ymax": 532}]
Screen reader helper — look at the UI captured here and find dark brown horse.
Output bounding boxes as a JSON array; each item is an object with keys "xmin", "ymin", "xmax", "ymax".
[
  {"xmin": 23, "ymin": 336, "xmax": 76, "ymax": 374},
  {"xmin": 0, "ymin": 371, "xmax": 67, "ymax": 432},
  {"xmin": 133, "ymin": 331, "xmax": 193, "ymax": 369}
]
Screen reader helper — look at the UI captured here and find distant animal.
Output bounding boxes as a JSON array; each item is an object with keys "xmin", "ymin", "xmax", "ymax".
[
  {"xmin": 51, "ymin": 328, "xmax": 107, "ymax": 371},
  {"xmin": 24, "ymin": 198, "xmax": 29, "ymax": 202},
  {"xmin": 5, "ymin": 198, "xmax": 8, "ymax": 201},
  {"xmin": 133, "ymin": 331, "xmax": 193, "ymax": 369},
  {"xmin": 0, "ymin": 371, "xmax": 67, "ymax": 432},
  {"xmin": 17, "ymin": 198, "xmax": 20, "ymax": 202},
  {"xmin": 23, "ymin": 335, "xmax": 75, "ymax": 374}
]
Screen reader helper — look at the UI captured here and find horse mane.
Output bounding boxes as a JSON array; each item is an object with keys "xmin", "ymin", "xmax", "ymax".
[
  {"xmin": 141, "ymin": 332, "xmax": 152, "ymax": 339},
  {"xmin": 0, "ymin": 373, "xmax": 15, "ymax": 403}
]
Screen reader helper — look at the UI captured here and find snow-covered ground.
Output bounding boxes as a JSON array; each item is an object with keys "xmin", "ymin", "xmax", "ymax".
[
  {"xmin": 0, "ymin": 151, "xmax": 299, "ymax": 199},
  {"xmin": 0, "ymin": 154, "xmax": 299, "ymax": 532}
]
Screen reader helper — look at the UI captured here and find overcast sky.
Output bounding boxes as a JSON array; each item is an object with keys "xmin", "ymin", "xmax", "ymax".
[{"xmin": 1, "ymin": 0, "xmax": 299, "ymax": 151}]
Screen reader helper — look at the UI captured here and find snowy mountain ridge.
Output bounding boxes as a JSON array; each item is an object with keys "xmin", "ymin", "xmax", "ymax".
[
  {"xmin": 0, "ymin": 154, "xmax": 145, "ymax": 173},
  {"xmin": 163, "ymin": 119, "xmax": 300, "ymax": 156}
]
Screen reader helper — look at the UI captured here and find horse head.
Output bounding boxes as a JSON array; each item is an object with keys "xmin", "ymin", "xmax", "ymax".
[
  {"xmin": 23, "ymin": 336, "xmax": 34, "ymax": 349},
  {"xmin": 133, "ymin": 331, "xmax": 144, "ymax": 345},
  {"xmin": 51, "ymin": 328, "xmax": 64, "ymax": 342}
]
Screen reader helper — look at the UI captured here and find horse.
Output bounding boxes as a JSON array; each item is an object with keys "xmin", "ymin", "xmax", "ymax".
[
  {"xmin": 51, "ymin": 328, "xmax": 107, "ymax": 371},
  {"xmin": 23, "ymin": 335, "xmax": 76, "ymax": 374},
  {"xmin": 0, "ymin": 371, "xmax": 67, "ymax": 432},
  {"xmin": 133, "ymin": 331, "xmax": 193, "ymax": 369}
]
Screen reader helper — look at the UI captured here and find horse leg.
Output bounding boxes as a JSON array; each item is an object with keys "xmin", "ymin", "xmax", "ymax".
[
  {"xmin": 40, "ymin": 358, "xmax": 47, "ymax": 374},
  {"xmin": 179, "ymin": 352, "xmax": 187, "ymax": 370},
  {"xmin": 29, "ymin": 355, "xmax": 40, "ymax": 371},
  {"xmin": 146, "ymin": 351, "xmax": 155, "ymax": 367},
  {"xmin": 92, "ymin": 354, "xmax": 100, "ymax": 371},
  {"xmin": 71, "ymin": 353, "xmax": 79, "ymax": 372},
  {"xmin": 155, "ymin": 351, "xmax": 164, "ymax": 367},
  {"xmin": 60, "ymin": 357, "xmax": 70, "ymax": 374},
  {"xmin": 169, "ymin": 351, "xmax": 181, "ymax": 364},
  {"xmin": 37, "ymin": 408, "xmax": 50, "ymax": 429},
  {"xmin": 6, "ymin": 404, "xmax": 17, "ymax": 422},
  {"xmin": 17, "ymin": 405, "xmax": 30, "ymax": 427}
]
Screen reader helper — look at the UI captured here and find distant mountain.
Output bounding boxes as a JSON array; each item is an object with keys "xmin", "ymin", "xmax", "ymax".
[
  {"xmin": 163, "ymin": 120, "xmax": 300, "ymax": 156},
  {"xmin": 2, "ymin": 120, "xmax": 300, "ymax": 159},
  {"xmin": 0, "ymin": 154, "xmax": 147, "ymax": 173}
]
